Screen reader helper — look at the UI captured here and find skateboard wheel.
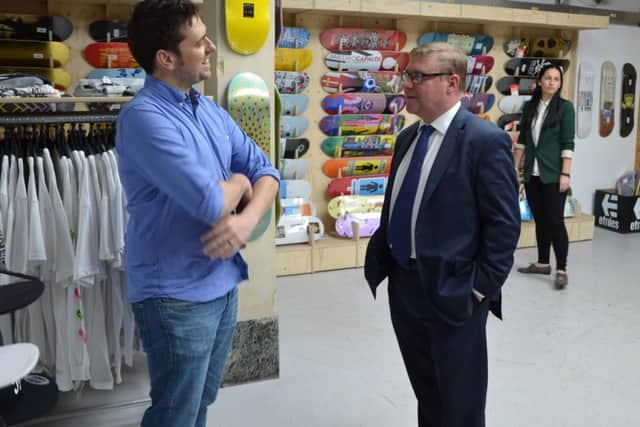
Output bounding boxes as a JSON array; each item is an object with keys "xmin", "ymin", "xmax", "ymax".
[
  {"xmin": 382, "ymin": 57, "xmax": 397, "ymax": 70},
  {"xmin": 362, "ymin": 78, "xmax": 376, "ymax": 92}
]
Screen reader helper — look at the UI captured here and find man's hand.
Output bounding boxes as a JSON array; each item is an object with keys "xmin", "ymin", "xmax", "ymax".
[
  {"xmin": 559, "ymin": 175, "xmax": 570, "ymax": 193},
  {"xmin": 201, "ymin": 212, "xmax": 257, "ymax": 260}
]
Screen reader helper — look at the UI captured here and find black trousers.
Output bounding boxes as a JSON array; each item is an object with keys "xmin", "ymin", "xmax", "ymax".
[
  {"xmin": 524, "ymin": 176, "xmax": 569, "ymax": 270},
  {"xmin": 388, "ymin": 264, "xmax": 490, "ymax": 427}
]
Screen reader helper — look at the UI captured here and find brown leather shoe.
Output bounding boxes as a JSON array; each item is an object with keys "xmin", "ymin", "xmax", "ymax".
[
  {"xmin": 554, "ymin": 272, "xmax": 568, "ymax": 289},
  {"xmin": 517, "ymin": 263, "xmax": 551, "ymax": 275}
]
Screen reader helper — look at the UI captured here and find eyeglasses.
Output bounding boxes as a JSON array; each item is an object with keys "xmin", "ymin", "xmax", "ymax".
[{"xmin": 401, "ymin": 70, "xmax": 453, "ymax": 85}]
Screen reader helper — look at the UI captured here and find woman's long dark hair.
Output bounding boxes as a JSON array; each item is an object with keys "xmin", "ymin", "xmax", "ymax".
[{"xmin": 520, "ymin": 63, "xmax": 565, "ymax": 131}]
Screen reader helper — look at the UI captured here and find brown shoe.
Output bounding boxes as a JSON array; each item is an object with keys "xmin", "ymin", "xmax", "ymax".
[
  {"xmin": 517, "ymin": 263, "xmax": 551, "ymax": 275},
  {"xmin": 554, "ymin": 272, "xmax": 568, "ymax": 289}
]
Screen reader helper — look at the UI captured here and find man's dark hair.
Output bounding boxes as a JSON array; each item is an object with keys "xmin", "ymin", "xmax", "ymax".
[{"xmin": 128, "ymin": 0, "xmax": 200, "ymax": 74}]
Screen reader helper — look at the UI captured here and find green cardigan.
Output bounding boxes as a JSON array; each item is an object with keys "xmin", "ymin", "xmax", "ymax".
[{"xmin": 519, "ymin": 99, "xmax": 575, "ymax": 184}]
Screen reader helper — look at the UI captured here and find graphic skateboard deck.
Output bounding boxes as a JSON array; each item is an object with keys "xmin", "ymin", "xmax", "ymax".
[
  {"xmin": 275, "ymin": 215, "xmax": 324, "ymax": 245},
  {"xmin": 321, "ymin": 135, "xmax": 396, "ymax": 158},
  {"xmin": 277, "ymin": 26, "xmax": 311, "ymax": 48},
  {"xmin": 87, "ymin": 68, "xmax": 146, "ymax": 79},
  {"xmin": 280, "ymin": 138, "xmax": 309, "ymax": 158},
  {"xmin": 576, "ymin": 61, "xmax": 594, "ymax": 139},
  {"xmin": 327, "ymin": 174, "xmax": 389, "ymax": 197},
  {"xmin": 496, "ymin": 76, "xmax": 537, "ymax": 95},
  {"xmin": 227, "ymin": 72, "xmax": 271, "ymax": 156},
  {"xmin": 274, "ymin": 71, "xmax": 309, "ymax": 94},
  {"xmin": 275, "ymin": 0, "xmax": 282, "ymax": 47},
  {"xmin": 275, "ymin": 48, "xmax": 312, "ymax": 71},
  {"xmin": 467, "ymin": 55, "xmax": 494, "ymax": 75},
  {"xmin": 465, "ymin": 75, "xmax": 492, "ymax": 94},
  {"xmin": 327, "ymin": 194, "xmax": 385, "ymax": 219},
  {"xmin": 461, "ymin": 93, "xmax": 495, "ymax": 114},
  {"xmin": 497, "ymin": 113, "xmax": 522, "ymax": 132},
  {"xmin": 322, "ymin": 156, "xmax": 392, "ymax": 178},
  {"xmin": 0, "ymin": 15, "xmax": 72, "ymax": 41},
  {"xmin": 280, "ymin": 94, "xmax": 308, "ymax": 115},
  {"xmin": 504, "ymin": 58, "xmax": 570, "ymax": 76},
  {"xmin": 279, "ymin": 158, "xmax": 309, "ymax": 179},
  {"xmin": 280, "ymin": 115, "xmax": 309, "ymax": 137},
  {"xmin": 325, "ymin": 50, "xmax": 409, "ymax": 72},
  {"xmin": 321, "ymin": 93, "xmax": 406, "ymax": 115},
  {"xmin": 280, "ymin": 179, "xmax": 311, "ymax": 199},
  {"xmin": 504, "ymin": 37, "xmax": 571, "ymax": 58},
  {"xmin": 0, "ymin": 66, "xmax": 71, "ymax": 89},
  {"xmin": 599, "ymin": 61, "xmax": 616, "ymax": 138},
  {"xmin": 335, "ymin": 212, "xmax": 381, "ymax": 238},
  {"xmin": 320, "ymin": 28, "xmax": 407, "ymax": 51},
  {"xmin": 89, "ymin": 20, "xmax": 128, "ymax": 42},
  {"xmin": 620, "ymin": 63, "xmax": 636, "ymax": 138},
  {"xmin": 418, "ymin": 32, "xmax": 494, "ymax": 55},
  {"xmin": 0, "ymin": 40, "xmax": 70, "ymax": 67},
  {"xmin": 84, "ymin": 42, "xmax": 138, "ymax": 68},
  {"xmin": 226, "ymin": 0, "xmax": 269, "ymax": 55},
  {"xmin": 498, "ymin": 95, "xmax": 531, "ymax": 114},
  {"xmin": 321, "ymin": 71, "xmax": 403, "ymax": 94},
  {"xmin": 319, "ymin": 114, "xmax": 405, "ymax": 136}
]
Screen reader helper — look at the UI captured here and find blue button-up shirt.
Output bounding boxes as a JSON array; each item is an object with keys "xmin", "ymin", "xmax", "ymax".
[{"xmin": 116, "ymin": 75, "xmax": 279, "ymax": 303}]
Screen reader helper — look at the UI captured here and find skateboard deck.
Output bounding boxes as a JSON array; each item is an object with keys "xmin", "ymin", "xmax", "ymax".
[
  {"xmin": 504, "ymin": 58, "xmax": 570, "ymax": 76},
  {"xmin": 327, "ymin": 174, "xmax": 389, "ymax": 197},
  {"xmin": 0, "ymin": 66, "xmax": 71, "ymax": 90},
  {"xmin": 280, "ymin": 94, "xmax": 308, "ymax": 115},
  {"xmin": 226, "ymin": 0, "xmax": 269, "ymax": 55},
  {"xmin": 87, "ymin": 68, "xmax": 146, "ymax": 79},
  {"xmin": 279, "ymin": 158, "xmax": 309, "ymax": 179},
  {"xmin": 599, "ymin": 61, "xmax": 616, "ymax": 138},
  {"xmin": 274, "ymin": 71, "xmax": 309, "ymax": 94},
  {"xmin": 418, "ymin": 32, "xmax": 494, "ymax": 55},
  {"xmin": 327, "ymin": 194, "xmax": 385, "ymax": 219},
  {"xmin": 321, "ymin": 71, "xmax": 403, "ymax": 94},
  {"xmin": 467, "ymin": 55, "xmax": 494, "ymax": 75},
  {"xmin": 325, "ymin": 50, "xmax": 409, "ymax": 72},
  {"xmin": 280, "ymin": 179, "xmax": 311, "ymax": 199},
  {"xmin": 84, "ymin": 42, "xmax": 138, "ymax": 68},
  {"xmin": 275, "ymin": 0, "xmax": 282, "ymax": 47},
  {"xmin": 278, "ymin": 26, "xmax": 311, "ymax": 48},
  {"xmin": 497, "ymin": 113, "xmax": 522, "ymax": 132},
  {"xmin": 89, "ymin": 20, "xmax": 128, "ymax": 42},
  {"xmin": 280, "ymin": 115, "xmax": 309, "ymax": 137},
  {"xmin": 275, "ymin": 48, "xmax": 312, "ymax": 71},
  {"xmin": 504, "ymin": 37, "xmax": 571, "ymax": 58},
  {"xmin": 320, "ymin": 28, "xmax": 407, "ymax": 51},
  {"xmin": 498, "ymin": 95, "xmax": 531, "ymax": 114},
  {"xmin": 227, "ymin": 72, "xmax": 271, "ymax": 156},
  {"xmin": 321, "ymin": 135, "xmax": 396, "ymax": 158},
  {"xmin": 335, "ymin": 212, "xmax": 381, "ymax": 238},
  {"xmin": 0, "ymin": 15, "xmax": 72, "ymax": 41},
  {"xmin": 0, "ymin": 40, "xmax": 70, "ymax": 67},
  {"xmin": 280, "ymin": 138, "xmax": 310, "ymax": 158},
  {"xmin": 322, "ymin": 156, "xmax": 392, "ymax": 178},
  {"xmin": 275, "ymin": 215, "xmax": 324, "ymax": 245},
  {"xmin": 274, "ymin": 84, "xmax": 282, "ymax": 222},
  {"xmin": 620, "ymin": 63, "xmax": 636, "ymax": 138},
  {"xmin": 321, "ymin": 93, "xmax": 406, "ymax": 115},
  {"xmin": 496, "ymin": 76, "xmax": 537, "ymax": 95},
  {"xmin": 576, "ymin": 62, "xmax": 594, "ymax": 139},
  {"xmin": 319, "ymin": 114, "xmax": 405, "ymax": 136},
  {"xmin": 461, "ymin": 93, "xmax": 495, "ymax": 114},
  {"xmin": 465, "ymin": 75, "xmax": 492, "ymax": 94}
]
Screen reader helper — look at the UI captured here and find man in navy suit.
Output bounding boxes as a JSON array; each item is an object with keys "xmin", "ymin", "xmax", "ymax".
[{"xmin": 364, "ymin": 43, "xmax": 520, "ymax": 427}]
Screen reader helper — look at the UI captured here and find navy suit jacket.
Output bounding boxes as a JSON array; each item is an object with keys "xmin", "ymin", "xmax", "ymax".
[{"xmin": 364, "ymin": 107, "xmax": 520, "ymax": 326}]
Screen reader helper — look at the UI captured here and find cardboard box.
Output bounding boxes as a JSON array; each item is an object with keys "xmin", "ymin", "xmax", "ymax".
[{"xmin": 593, "ymin": 189, "xmax": 640, "ymax": 233}]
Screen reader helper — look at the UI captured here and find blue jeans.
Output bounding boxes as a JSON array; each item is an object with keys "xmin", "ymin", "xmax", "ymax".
[{"xmin": 132, "ymin": 287, "xmax": 238, "ymax": 427}]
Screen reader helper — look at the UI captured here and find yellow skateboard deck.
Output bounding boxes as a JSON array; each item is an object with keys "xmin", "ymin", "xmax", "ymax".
[
  {"xmin": 0, "ymin": 40, "xmax": 70, "ymax": 67},
  {"xmin": 225, "ymin": 0, "xmax": 270, "ymax": 55},
  {"xmin": 0, "ymin": 66, "xmax": 71, "ymax": 90},
  {"xmin": 275, "ymin": 48, "xmax": 312, "ymax": 71}
]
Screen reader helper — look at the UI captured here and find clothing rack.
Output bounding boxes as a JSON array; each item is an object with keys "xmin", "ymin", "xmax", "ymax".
[{"xmin": 0, "ymin": 112, "xmax": 119, "ymax": 125}]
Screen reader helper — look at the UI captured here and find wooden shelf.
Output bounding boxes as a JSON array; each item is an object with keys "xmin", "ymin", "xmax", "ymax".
[
  {"xmin": 0, "ymin": 96, "xmax": 133, "ymax": 104},
  {"xmin": 282, "ymin": 0, "xmax": 609, "ymax": 29}
]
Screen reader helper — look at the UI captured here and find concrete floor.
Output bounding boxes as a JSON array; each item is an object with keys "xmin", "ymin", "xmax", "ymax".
[{"xmin": 20, "ymin": 227, "xmax": 640, "ymax": 427}]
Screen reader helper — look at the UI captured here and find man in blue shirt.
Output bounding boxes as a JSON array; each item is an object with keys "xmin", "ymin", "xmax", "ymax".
[{"xmin": 116, "ymin": 1, "xmax": 279, "ymax": 426}]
